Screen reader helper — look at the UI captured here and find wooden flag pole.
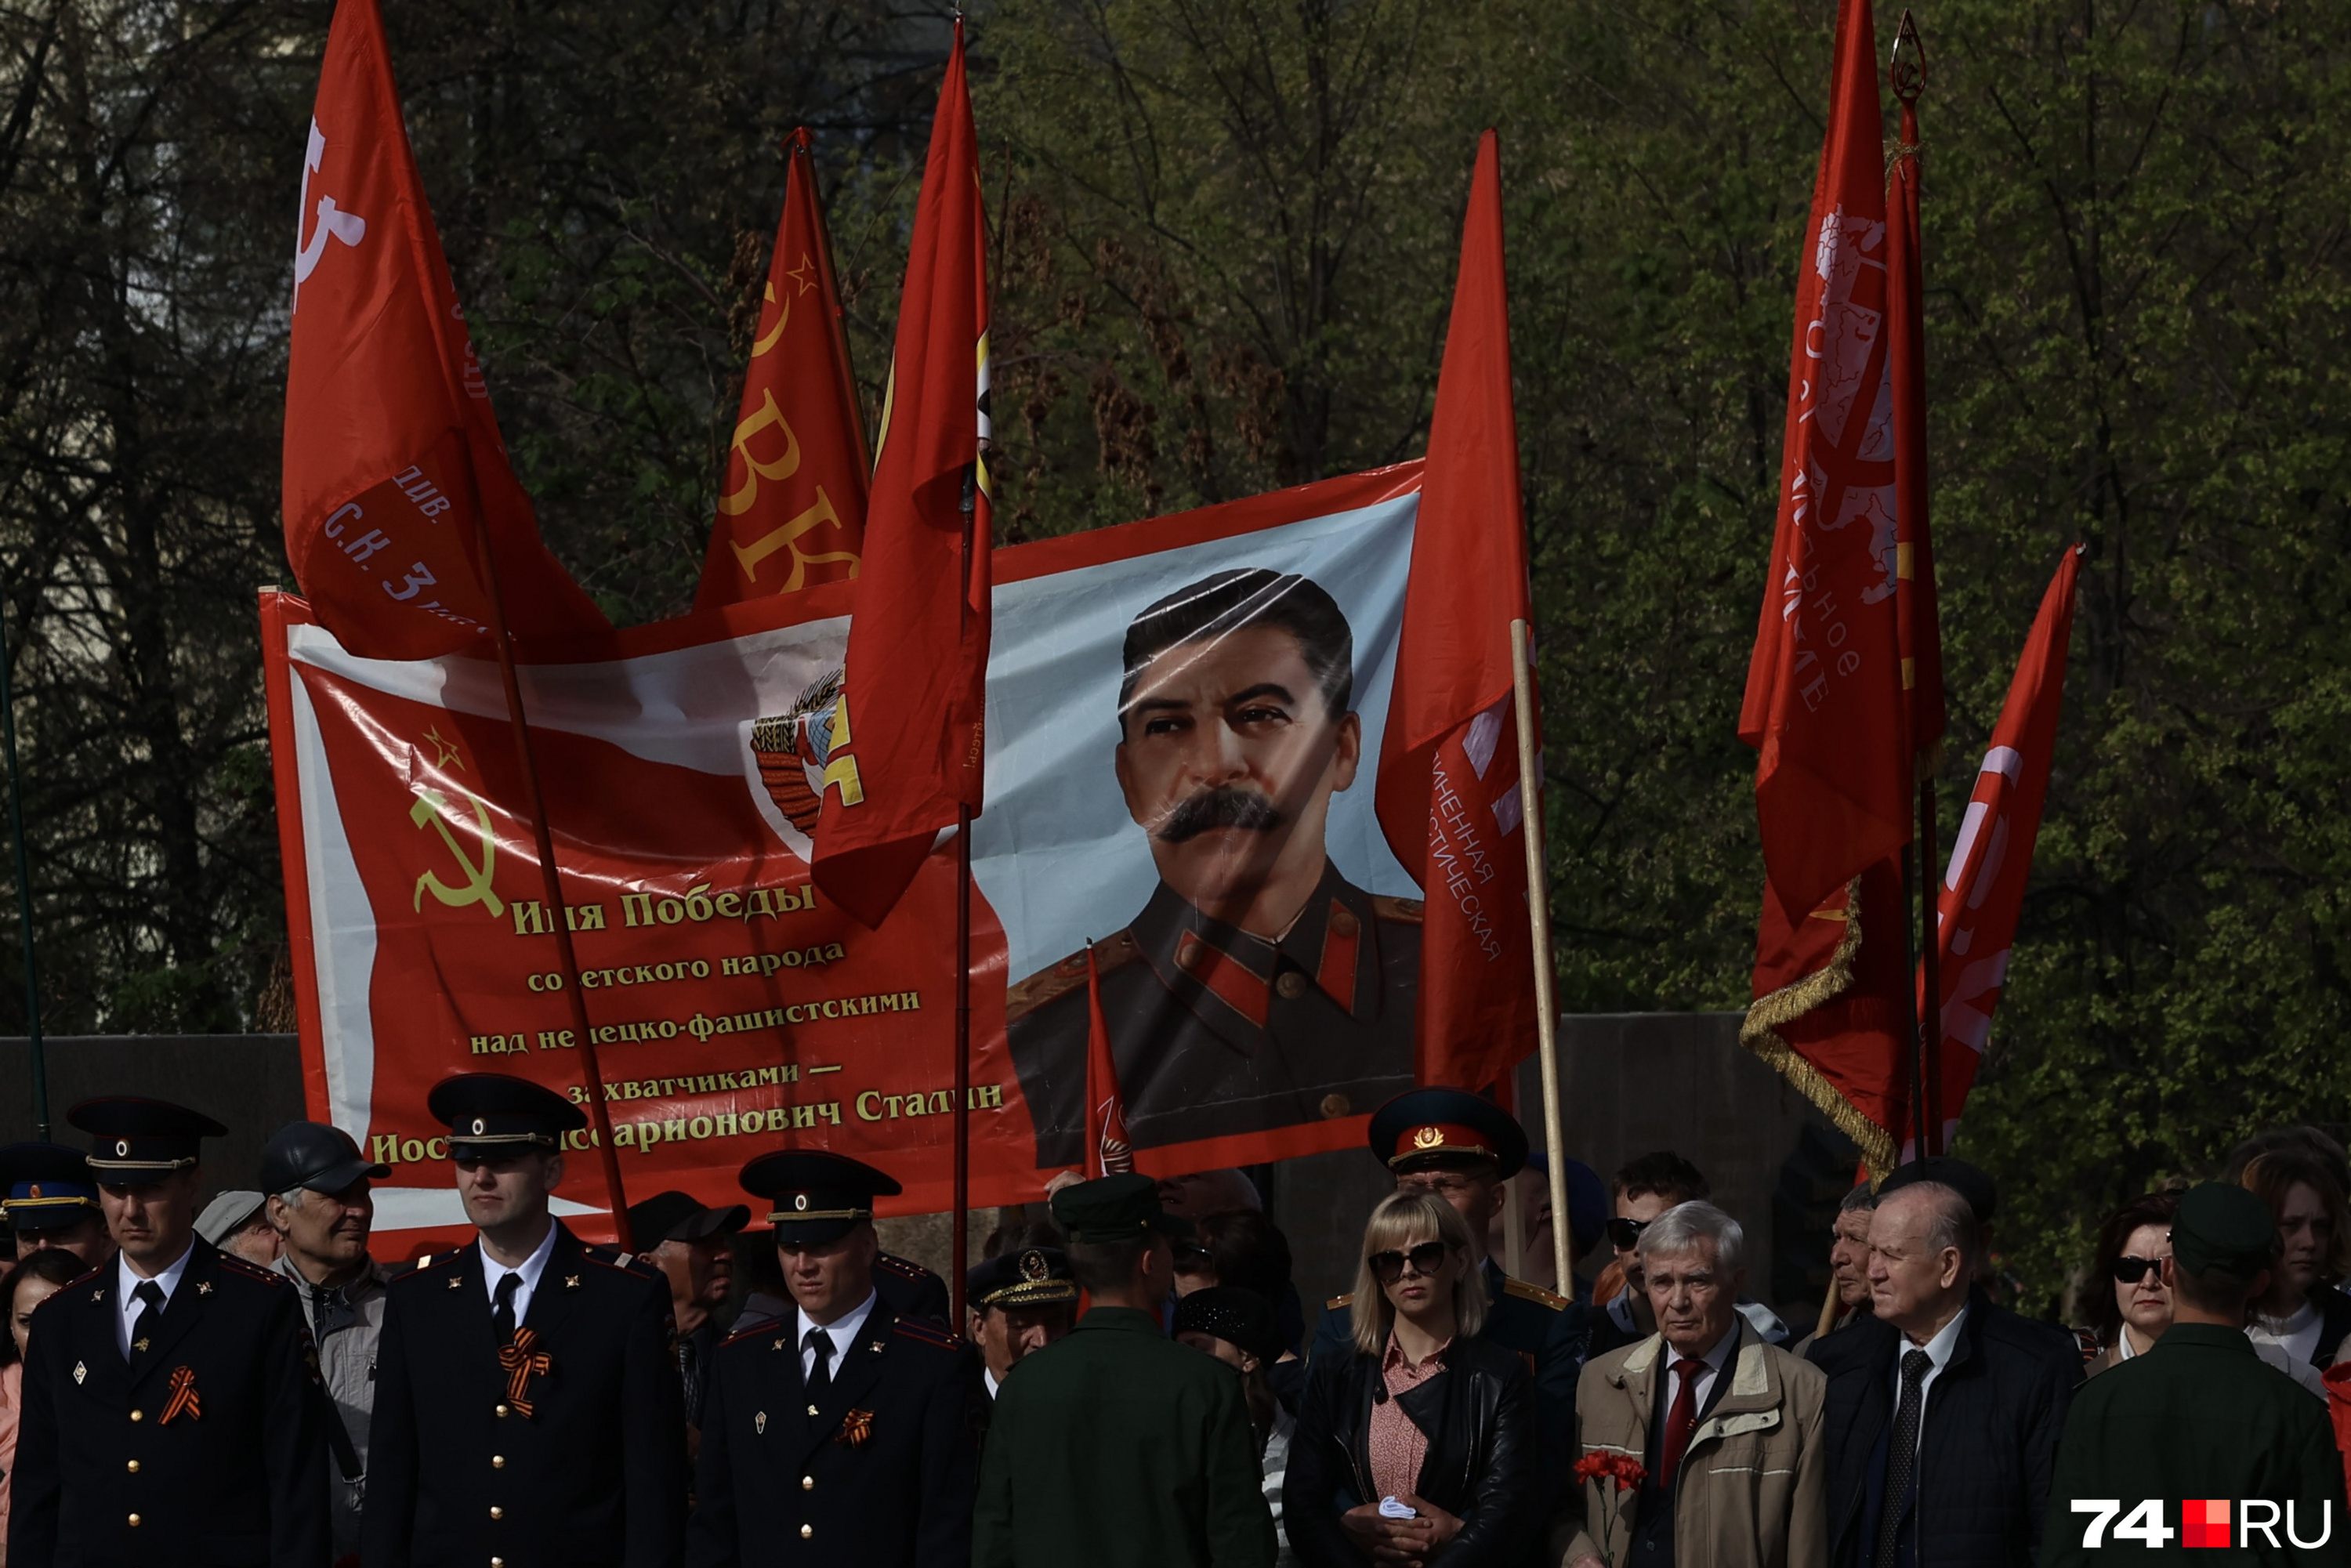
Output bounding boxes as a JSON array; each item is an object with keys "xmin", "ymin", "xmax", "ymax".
[
  {"xmin": 469, "ymin": 525, "xmax": 630, "ymax": 1236},
  {"xmin": 1509, "ymin": 618, "xmax": 1572, "ymax": 1299},
  {"xmin": 951, "ymin": 460, "xmax": 979, "ymax": 1325}
]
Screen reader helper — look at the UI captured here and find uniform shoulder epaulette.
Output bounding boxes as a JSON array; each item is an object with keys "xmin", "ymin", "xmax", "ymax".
[
  {"xmin": 61, "ymin": 1262, "xmax": 107, "ymax": 1294},
  {"xmin": 720, "ymin": 1319, "xmax": 782, "ymax": 1349},
  {"xmin": 583, "ymin": 1243, "xmax": 661, "ymax": 1280},
  {"xmin": 1326, "ymin": 1292, "xmax": 1353, "ymax": 1310},
  {"xmin": 1502, "ymin": 1276, "xmax": 1567, "ymax": 1311},
  {"xmin": 875, "ymin": 1251, "xmax": 929, "ymax": 1282},
  {"xmin": 215, "ymin": 1253, "xmax": 288, "ymax": 1287},
  {"xmin": 890, "ymin": 1315, "xmax": 964, "ymax": 1352},
  {"xmin": 1371, "ymin": 895, "xmax": 1425, "ymax": 924},
  {"xmin": 1005, "ymin": 929, "xmax": 1143, "ymax": 1025}
]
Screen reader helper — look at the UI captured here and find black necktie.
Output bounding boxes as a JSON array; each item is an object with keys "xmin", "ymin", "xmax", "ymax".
[
  {"xmin": 803, "ymin": 1325, "xmax": 833, "ymax": 1401},
  {"xmin": 492, "ymin": 1273, "xmax": 521, "ymax": 1345},
  {"xmin": 129, "ymin": 1280, "xmax": 165, "ymax": 1360},
  {"xmin": 1875, "ymin": 1349, "xmax": 1934, "ymax": 1568}
]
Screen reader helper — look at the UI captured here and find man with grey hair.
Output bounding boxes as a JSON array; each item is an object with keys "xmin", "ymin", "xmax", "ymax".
[
  {"xmin": 1795, "ymin": 1183, "xmax": 1878, "ymax": 1355},
  {"xmin": 1807, "ymin": 1158, "xmax": 2081, "ymax": 1568},
  {"xmin": 1568, "ymin": 1200, "xmax": 1828, "ymax": 1568},
  {"xmin": 262, "ymin": 1120, "xmax": 392, "ymax": 1562}
]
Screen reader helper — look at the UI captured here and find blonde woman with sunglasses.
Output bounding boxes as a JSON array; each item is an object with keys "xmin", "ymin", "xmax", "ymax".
[{"xmin": 1282, "ymin": 1190, "xmax": 1541, "ymax": 1567}]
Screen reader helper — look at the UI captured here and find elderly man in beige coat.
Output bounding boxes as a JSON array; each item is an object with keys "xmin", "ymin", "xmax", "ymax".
[{"xmin": 1568, "ymin": 1200, "xmax": 1828, "ymax": 1568}]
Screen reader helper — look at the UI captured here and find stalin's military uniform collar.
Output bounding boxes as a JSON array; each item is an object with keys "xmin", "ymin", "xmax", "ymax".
[{"xmin": 1129, "ymin": 860, "xmax": 1383, "ymax": 1055}]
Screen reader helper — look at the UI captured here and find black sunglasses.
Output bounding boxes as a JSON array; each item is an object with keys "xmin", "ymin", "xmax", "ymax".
[
  {"xmin": 1607, "ymin": 1217, "xmax": 1650, "ymax": 1251},
  {"xmin": 2111, "ymin": 1255, "xmax": 2164, "ymax": 1285},
  {"xmin": 1369, "ymin": 1241, "xmax": 1450, "ymax": 1285}
]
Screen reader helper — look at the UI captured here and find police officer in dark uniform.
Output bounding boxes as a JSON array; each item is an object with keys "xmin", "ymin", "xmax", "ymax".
[
  {"xmin": 686, "ymin": 1150, "xmax": 983, "ymax": 1568},
  {"xmin": 0, "ymin": 1140, "xmax": 114, "ymax": 1267},
  {"xmin": 7, "ymin": 1097, "xmax": 330, "ymax": 1567},
  {"xmin": 364, "ymin": 1074, "xmax": 687, "ymax": 1568},
  {"xmin": 1006, "ymin": 568, "xmax": 1423, "ymax": 1164},
  {"xmin": 1309, "ymin": 1090, "xmax": 1586, "ymax": 1455}
]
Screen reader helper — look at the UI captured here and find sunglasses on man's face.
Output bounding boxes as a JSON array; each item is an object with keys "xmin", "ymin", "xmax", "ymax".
[
  {"xmin": 1369, "ymin": 1241, "xmax": 1450, "ymax": 1285},
  {"xmin": 2111, "ymin": 1255, "xmax": 2165, "ymax": 1285},
  {"xmin": 1607, "ymin": 1217, "xmax": 1650, "ymax": 1251}
]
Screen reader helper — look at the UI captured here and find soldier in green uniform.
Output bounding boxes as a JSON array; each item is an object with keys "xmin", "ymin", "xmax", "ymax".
[
  {"xmin": 973, "ymin": 1172, "xmax": 1275, "ymax": 1568},
  {"xmin": 2042, "ymin": 1182, "xmax": 2349, "ymax": 1568}
]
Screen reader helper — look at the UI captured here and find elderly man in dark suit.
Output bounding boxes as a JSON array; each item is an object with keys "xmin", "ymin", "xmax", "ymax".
[{"xmin": 1806, "ymin": 1158, "xmax": 2081, "ymax": 1568}]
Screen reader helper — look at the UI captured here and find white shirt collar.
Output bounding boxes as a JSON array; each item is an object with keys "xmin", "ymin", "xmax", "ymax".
[
  {"xmin": 116, "ymin": 1241, "xmax": 196, "ymax": 1357},
  {"xmin": 1913, "ymin": 1302, "xmax": 1969, "ymax": 1370},
  {"xmin": 800, "ymin": 1288, "xmax": 879, "ymax": 1372},
  {"xmin": 984, "ymin": 1364, "xmax": 1002, "ymax": 1400},
  {"xmin": 480, "ymin": 1221, "xmax": 560, "ymax": 1310}
]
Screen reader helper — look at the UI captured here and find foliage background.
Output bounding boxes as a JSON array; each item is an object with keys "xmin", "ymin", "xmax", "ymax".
[{"xmin": 2, "ymin": 0, "xmax": 2346, "ymax": 1309}]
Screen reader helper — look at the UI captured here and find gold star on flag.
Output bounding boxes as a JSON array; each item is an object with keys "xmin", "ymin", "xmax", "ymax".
[
  {"xmin": 423, "ymin": 726, "xmax": 464, "ymax": 770},
  {"xmin": 787, "ymin": 252, "xmax": 817, "ymax": 296}
]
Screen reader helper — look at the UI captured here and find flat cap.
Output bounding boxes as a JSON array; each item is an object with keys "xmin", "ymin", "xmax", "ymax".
[
  {"xmin": 1367, "ymin": 1088, "xmax": 1527, "ymax": 1178},
  {"xmin": 1172, "ymin": 1284, "xmax": 1283, "ymax": 1367},
  {"xmin": 195, "ymin": 1190, "xmax": 268, "ymax": 1246},
  {"xmin": 966, "ymin": 1246, "xmax": 1078, "ymax": 1312},
  {"xmin": 426, "ymin": 1074, "xmax": 586, "ymax": 1157},
  {"xmin": 259, "ymin": 1121, "xmax": 388, "ymax": 1197},
  {"xmin": 1050, "ymin": 1171, "xmax": 1193, "ymax": 1244},
  {"xmin": 2175, "ymin": 1182, "xmax": 2277, "ymax": 1283},
  {"xmin": 739, "ymin": 1150, "xmax": 897, "ymax": 1246},
  {"xmin": 626, "ymin": 1190, "xmax": 750, "ymax": 1252},
  {"xmin": 69, "ymin": 1097, "xmax": 227, "ymax": 1177},
  {"xmin": 0, "ymin": 1142, "xmax": 102, "ymax": 1230},
  {"xmin": 1878, "ymin": 1155, "xmax": 1997, "ymax": 1226}
]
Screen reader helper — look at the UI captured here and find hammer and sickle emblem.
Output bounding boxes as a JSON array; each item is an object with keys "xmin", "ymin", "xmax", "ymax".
[
  {"xmin": 410, "ymin": 787, "xmax": 504, "ymax": 918},
  {"xmin": 1412, "ymin": 1126, "xmax": 1445, "ymax": 1150},
  {"xmin": 293, "ymin": 120, "xmax": 368, "ymax": 313}
]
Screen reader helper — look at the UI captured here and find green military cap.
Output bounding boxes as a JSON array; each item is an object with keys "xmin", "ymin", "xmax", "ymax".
[
  {"xmin": 2172, "ymin": 1182, "xmax": 2277, "ymax": 1281},
  {"xmin": 1049, "ymin": 1171, "xmax": 1194, "ymax": 1244}
]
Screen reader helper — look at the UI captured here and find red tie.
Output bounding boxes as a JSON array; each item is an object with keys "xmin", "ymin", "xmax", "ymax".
[{"xmin": 1655, "ymin": 1357, "xmax": 1708, "ymax": 1491}]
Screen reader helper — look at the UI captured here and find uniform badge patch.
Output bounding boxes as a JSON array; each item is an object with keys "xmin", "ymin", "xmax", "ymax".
[
  {"xmin": 72, "ymin": 1361, "xmax": 85, "ymax": 1385},
  {"xmin": 839, "ymin": 1408, "xmax": 875, "ymax": 1448},
  {"xmin": 755, "ymin": 1410, "xmax": 767, "ymax": 1435}
]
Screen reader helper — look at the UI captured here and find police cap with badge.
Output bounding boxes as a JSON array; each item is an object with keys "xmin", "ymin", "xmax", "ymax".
[
  {"xmin": 426, "ymin": 1072, "xmax": 587, "ymax": 1157},
  {"xmin": 67, "ymin": 1096, "xmax": 227, "ymax": 1177},
  {"xmin": 1367, "ymin": 1086, "xmax": 1527, "ymax": 1176},
  {"xmin": 739, "ymin": 1149, "xmax": 897, "ymax": 1245},
  {"xmin": 0, "ymin": 1142, "xmax": 103, "ymax": 1231},
  {"xmin": 965, "ymin": 1246, "xmax": 1078, "ymax": 1313}
]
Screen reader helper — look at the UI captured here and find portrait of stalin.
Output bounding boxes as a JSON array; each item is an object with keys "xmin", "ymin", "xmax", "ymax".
[{"xmin": 1005, "ymin": 567, "xmax": 1422, "ymax": 1165}]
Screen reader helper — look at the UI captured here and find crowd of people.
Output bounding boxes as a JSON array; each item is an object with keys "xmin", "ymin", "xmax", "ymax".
[{"xmin": 0, "ymin": 1076, "xmax": 2345, "ymax": 1566}]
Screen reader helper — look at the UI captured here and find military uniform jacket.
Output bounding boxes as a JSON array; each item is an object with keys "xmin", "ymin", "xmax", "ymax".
[
  {"xmin": 2041, "ymin": 1324, "xmax": 2348, "ymax": 1567},
  {"xmin": 7, "ymin": 1238, "xmax": 331, "ymax": 1567},
  {"xmin": 362, "ymin": 1224, "xmax": 688, "ymax": 1568},
  {"xmin": 684, "ymin": 1296, "xmax": 983, "ymax": 1568},
  {"xmin": 1008, "ymin": 862, "xmax": 1420, "ymax": 1163},
  {"xmin": 973, "ymin": 1305, "xmax": 1274, "ymax": 1568}
]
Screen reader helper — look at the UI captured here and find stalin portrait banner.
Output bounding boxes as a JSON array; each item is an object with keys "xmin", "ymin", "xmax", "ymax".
[{"xmin": 265, "ymin": 462, "xmax": 1425, "ymax": 1245}]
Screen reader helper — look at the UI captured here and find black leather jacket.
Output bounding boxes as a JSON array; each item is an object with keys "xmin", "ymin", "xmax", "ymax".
[{"xmin": 1283, "ymin": 1333, "xmax": 1543, "ymax": 1567}]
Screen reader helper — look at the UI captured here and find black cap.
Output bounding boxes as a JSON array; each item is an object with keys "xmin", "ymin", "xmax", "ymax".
[
  {"xmin": 1367, "ymin": 1088, "xmax": 1527, "ymax": 1178},
  {"xmin": 627, "ymin": 1190, "xmax": 751, "ymax": 1253},
  {"xmin": 259, "ymin": 1122, "xmax": 389, "ymax": 1197},
  {"xmin": 0, "ymin": 1143, "xmax": 102, "ymax": 1230},
  {"xmin": 1878, "ymin": 1156, "xmax": 1996, "ymax": 1226},
  {"xmin": 739, "ymin": 1150, "xmax": 899, "ymax": 1246},
  {"xmin": 426, "ymin": 1074, "xmax": 587, "ymax": 1158},
  {"xmin": 68, "ymin": 1097, "xmax": 227, "ymax": 1178},
  {"xmin": 966, "ymin": 1246, "xmax": 1078, "ymax": 1312},
  {"xmin": 2174, "ymin": 1182, "xmax": 2277, "ymax": 1283},
  {"xmin": 1050, "ymin": 1171, "xmax": 1194, "ymax": 1244},
  {"xmin": 1172, "ymin": 1285, "xmax": 1284, "ymax": 1367}
]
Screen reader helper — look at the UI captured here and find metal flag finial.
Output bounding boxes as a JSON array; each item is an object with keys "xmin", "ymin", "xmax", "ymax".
[{"xmin": 1890, "ymin": 9, "xmax": 1926, "ymax": 106}]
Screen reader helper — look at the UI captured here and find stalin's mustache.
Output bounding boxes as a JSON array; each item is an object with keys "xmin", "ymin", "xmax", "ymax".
[{"xmin": 1156, "ymin": 784, "xmax": 1285, "ymax": 843}]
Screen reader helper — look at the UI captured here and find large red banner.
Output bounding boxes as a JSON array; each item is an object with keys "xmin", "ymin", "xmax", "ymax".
[{"xmin": 267, "ymin": 466, "xmax": 1425, "ymax": 1245}]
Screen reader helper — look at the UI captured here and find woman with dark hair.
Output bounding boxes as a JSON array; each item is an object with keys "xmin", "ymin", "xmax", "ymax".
[
  {"xmin": 1283, "ymin": 1190, "xmax": 1540, "ymax": 1567},
  {"xmin": 1, "ymin": 1248, "xmax": 88, "ymax": 1559},
  {"xmin": 2083, "ymin": 1191, "xmax": 2178, "ymax": 1376},
  {"xmin": 2241, "ymin": 1148, "xmax": 2351, "ymax": 1369}
]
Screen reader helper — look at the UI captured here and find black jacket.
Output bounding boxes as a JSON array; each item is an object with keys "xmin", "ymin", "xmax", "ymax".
[
  {"xmin": 363, "ymin": 1223, "xmax": 690, "ymax": 1568},
  {"xmin": 7, "ymin": 1240, "xmax": 331, "ymax": 1567},
  {"xmin": 1284, "ymin": 1334, "xmax": 1542, "ymax": 1568},
  {"xmin": 1807, "ymin": 1291, "xmax": 2081, "ymax": 1568}
]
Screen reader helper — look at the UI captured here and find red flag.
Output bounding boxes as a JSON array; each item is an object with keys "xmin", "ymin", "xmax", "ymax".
[
  {"xmin": 1375, "ymin": 131, "xmax": 1538, "ymax": 1095},
  {"xmin": 282, "ymin": 0, "xmax": 604, "ymax": 661},
  {"xmin": 1919, "ymin": 549, "xmax": 2079, "ymax": 1150},
  {"xmin": 1886, "ymin": 32, "xmax": 1945, "ymax": 758},
  {"xmin": 1737, "ymin": 0, "xmax": 1913, "ymax": 1172},
  {"xmin": 810, "ymin": 28, "xmax": 990, "ymax": 928},
  {"xmin": 1737, "ymin": 0, "xmax": 1911, "ymax": 918},
  {"xmin": 1083, "ymin": 942, "xmax": 1133, "ymax": 1178},
  {"xmin": 694, "ymin": 131, "xmax": 870, "ymax": 610}
]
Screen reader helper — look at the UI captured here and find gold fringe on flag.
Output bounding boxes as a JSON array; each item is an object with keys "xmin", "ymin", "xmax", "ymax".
[{"xmin": 1737, "ymin": 877, "xmax": 1899, "ymax": 1179}]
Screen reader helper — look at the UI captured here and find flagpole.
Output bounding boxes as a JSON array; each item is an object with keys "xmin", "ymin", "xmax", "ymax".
[
  {"xmin": 952, "ymin": 461, "xmax": 977, "ymax": 1327},
  {"xmin": 468, "ymin": 498, "xmax": 631, "ymax": 1237},
  {"xmin": 1509, "ymin": 618, "xmax": 1572, "ymax": 1299},
  {"xmin": 0, "ymin": 584, "xmax": 45, "ymax": 1139}
]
